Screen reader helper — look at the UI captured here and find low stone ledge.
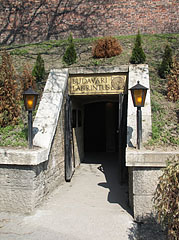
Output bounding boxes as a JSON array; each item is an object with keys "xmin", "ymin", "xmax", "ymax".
[
  {"xmin": 0, "ymin": 148, "xmax": 48, "ymax": 166},
  {"xmin": 126, "ymin": 148, "xmax": 179, "ymax": 167},
  {"xmin": 69, "ymin": 65, "xmax": 129, "ymax": 74}
]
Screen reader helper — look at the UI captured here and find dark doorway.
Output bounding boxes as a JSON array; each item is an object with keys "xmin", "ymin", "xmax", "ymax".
[
  {"xmin": 84, "ymin": 102, "xmax": 105, "ymax": 152},
  {"xmin": 84, "ymin": 102, "xmax": 118, "ymax": 152}
]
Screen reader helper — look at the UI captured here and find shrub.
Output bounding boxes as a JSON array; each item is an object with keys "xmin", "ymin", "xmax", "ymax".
[
  {"xmin": 32, "ymin": 53, "xmax": 45, "ymax": 83},
  {"xmin": 92, "ymin": 36, "xmax": 122, "ymax": 58},
  {"xmin": 158, "ymin": 45, "xmax": 173, "ymax": 78},
  {"xmin": 167, "ymin": 57, "xmax": 179, "ymax": 102},
  {"xmin": 63, "ymin": 34, "xmax": 77, "ymax": 65},
  {"xmin": 0, "ymin": 51, "xmax": 21, "ymax": 127},
  {"xmin": 21, "ymin": 64, "xmax": 36, "ymax": 92},
  {"xmin": 130, "ymin": 31, "xmax": 146, "ymax": 64},
  {"xmin": 153, "ymin": 158, "xmax": 179, "ymax": 239}
]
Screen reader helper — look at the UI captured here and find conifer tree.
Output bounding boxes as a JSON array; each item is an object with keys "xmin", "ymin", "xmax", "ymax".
[
  {"xmin": 158, "ymin": 45, "xmax": 173, "ymax": 79},
  {"xmin": 21, "ymin": 64, "xmax": 36, "ymax": 92},
  {"xmin": 130, "ymin": 31, "xmax": 146, "ymax": 64},
  {"xmin": 32, "ymin": 53, "xmax": 45, "ymax": 83},
  {"xmin": 0, "ymin": 51, "xmax": 21, "ymax": 127},
  {"xmin": 167, "ymin": 57, "xmax": 179, "ymax": 102},
  {"xmin": 63, "ymin": 34, "xmax": 77, "ymax": 65}
]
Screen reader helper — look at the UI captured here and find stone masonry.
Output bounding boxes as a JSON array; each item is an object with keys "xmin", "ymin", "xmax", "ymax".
[
  {"xmin": 0, "ymin": 65, "xmax": 178, "ymax": 218},
  {"xmin": 127, "ymin": 150, "xmax": 179, "ymax": 220},
  {"xmin": 0, "ymin": 0, "xmax": 178, "ymax": 45},
  {"xmin": 126, "ymin": 66, "xmax": 179, "ymax": 219},
  {"xmin": 0, "ymin": 69, "xmax": 69, "ymax": 213}
]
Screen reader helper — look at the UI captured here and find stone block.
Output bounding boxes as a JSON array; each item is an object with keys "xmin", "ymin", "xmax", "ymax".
[
  {"xmin": 133, "ymin": 195, "xmax": 155, "ymax": 220},
  {"xmin": 0, "ymin": 148, "xmax": 48, "ymax": 165},
  {"xmin": 0, "ymin": 188, "xmax": 34, "ymax": 213},
  {"xmin": 133, "ymin": 167, "xmax": 163, "ymax": 195},
  {"xmin": 126, "ymin": 150, "xmax": 179, "ymax": 167},
  {"xmin": 0, "ymin": 166, "xmax": 35, "ymax": 213}
]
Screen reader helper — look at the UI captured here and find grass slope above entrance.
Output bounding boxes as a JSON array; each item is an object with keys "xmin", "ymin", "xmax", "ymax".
[{"xmin": 0, "ymin": 33, "xmax": 178, "ymax": 149}]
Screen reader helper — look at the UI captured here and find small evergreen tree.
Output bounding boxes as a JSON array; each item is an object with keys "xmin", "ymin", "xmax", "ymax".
[
  {"xmin": 32, "ymin": 53, "xmax": 45, "ymax": 83},
  {"xmin": 130, "ymin": 31, "xmax": 146, "ymax": 64},
  {"xmin": 158, "ymin": 45, "xmax": 173, "ymax": 79},
  {"xmin": 21, "ymin": 64, "xmax": 36, "ymax": 92},
  {"xmin": 0, "ymin": 51, "xmax": 21, "ymax": 127},
  {"xmin": 63, "ymin": 34, "xmax": 77, "ymax": 65},
  {"xmin": 167, "ymin": 57, "xmax": 179, "ymax": 102}
]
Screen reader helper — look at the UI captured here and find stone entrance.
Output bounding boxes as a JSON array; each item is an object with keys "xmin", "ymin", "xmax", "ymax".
[
  {"xmin": 3, "ymin": 65, "xmax": 171, "ymax": 220},
  {"xmin": 66, "ymin": 67, "xmax": 129, "ymax": 184}
]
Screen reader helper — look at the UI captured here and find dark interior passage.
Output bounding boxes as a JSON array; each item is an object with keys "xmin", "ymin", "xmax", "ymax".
[
  {"xmin": 84, "ymin": 102, "xmax": 118, "ymax": 152},
  {"xmin": 84, "ymin": 102, "xmax": 105, "ymax": 152}
]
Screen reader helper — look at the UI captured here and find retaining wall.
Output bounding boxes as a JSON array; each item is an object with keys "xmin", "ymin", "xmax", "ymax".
[
  {"xmin": 126, "ymin": 150, "xmax": 179, "ymax": 220},
  {"xmin": 0, "ymin": 69, "xmax": 69, "ymax": 213},
  {"xmin": 126, "ymin": 67, "xmax": 179, "ymax": 219}
]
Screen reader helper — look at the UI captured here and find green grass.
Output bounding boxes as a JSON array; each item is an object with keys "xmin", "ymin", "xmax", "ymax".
[
  {"xmin": 147, "ymin": 95, "xmax": 179, "ymax": 146},
  {"xmin": 0, "ymin": 122, "xmax": 28, "ymax": 147},
  {"xmin": 10, "ymin": 49, "xmax": 29, "ymax": 56}
]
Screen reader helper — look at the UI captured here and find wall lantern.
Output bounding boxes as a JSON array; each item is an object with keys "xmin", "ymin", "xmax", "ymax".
[
  {"xmin": 129, "ymin": 81, "xmax": 148, "ymax": 149},
  {"xmin": 23, "ymin": 87, "xmax": 39, "ymax": 149}
]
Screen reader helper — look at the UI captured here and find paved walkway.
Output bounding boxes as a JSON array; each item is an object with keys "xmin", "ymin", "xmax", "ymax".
[{"xmin": 0, "ymin": 153, "xmax": 134, "ymax": 240}]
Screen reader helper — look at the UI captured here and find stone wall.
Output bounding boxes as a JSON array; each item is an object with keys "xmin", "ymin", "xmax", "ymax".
[
  {"xmin": 126, "ymin": 150, "xmax": 179, "ymax": 220},
  {"xmin": 0, "ymin": 69, "xmax": 69, "ymax": 213},
  {"xmin": 0, "ymin": 0, "xmax": 178, "ymax": 45},
  {"xmin": 0, "ymin": 105, "xmax": 65, "ymax": 213},
  {"xmin": 0, "ymin": 164, "xmax": 36, "ymax": 212},
  {"xmin": 131, "ymin": 167, "xmax": 163, "ymax": 219},
  {"xmin": 34, "ymin": 101, "xmax": 66, "ymax": 208}
]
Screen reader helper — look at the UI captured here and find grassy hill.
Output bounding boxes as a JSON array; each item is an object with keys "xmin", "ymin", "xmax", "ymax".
[{"xmin": 0, "ymin": 33, "xmax": 179, "ymax": 148}]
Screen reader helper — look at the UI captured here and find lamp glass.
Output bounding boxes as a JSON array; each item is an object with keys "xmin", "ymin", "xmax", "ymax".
[
  {"xmin": 130, "ymin": 81, "xmax": 148, "ymax": 108},
  {"xmin": 26, "ymin": 95, "xmax": 35, "ymax": 110},
  {"xmin": 23, "ymin": 87, "xmax": 39, "ymax": 111},
  {"xmin": 23, "ymin": 94, "xmax": 38, "ymax": 111},
  {"xmin": 134, "ymin": 89, "xmax": 143, "ymax": 107},
  {"xmin": 132, "ymin": 89, "xmax": 147, "ymax": 107}
]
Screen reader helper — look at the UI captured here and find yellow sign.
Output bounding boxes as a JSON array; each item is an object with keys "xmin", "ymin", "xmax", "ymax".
[{"xmin": 69, "ymin": 74, "xmax": 127, "ymax": 95}]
